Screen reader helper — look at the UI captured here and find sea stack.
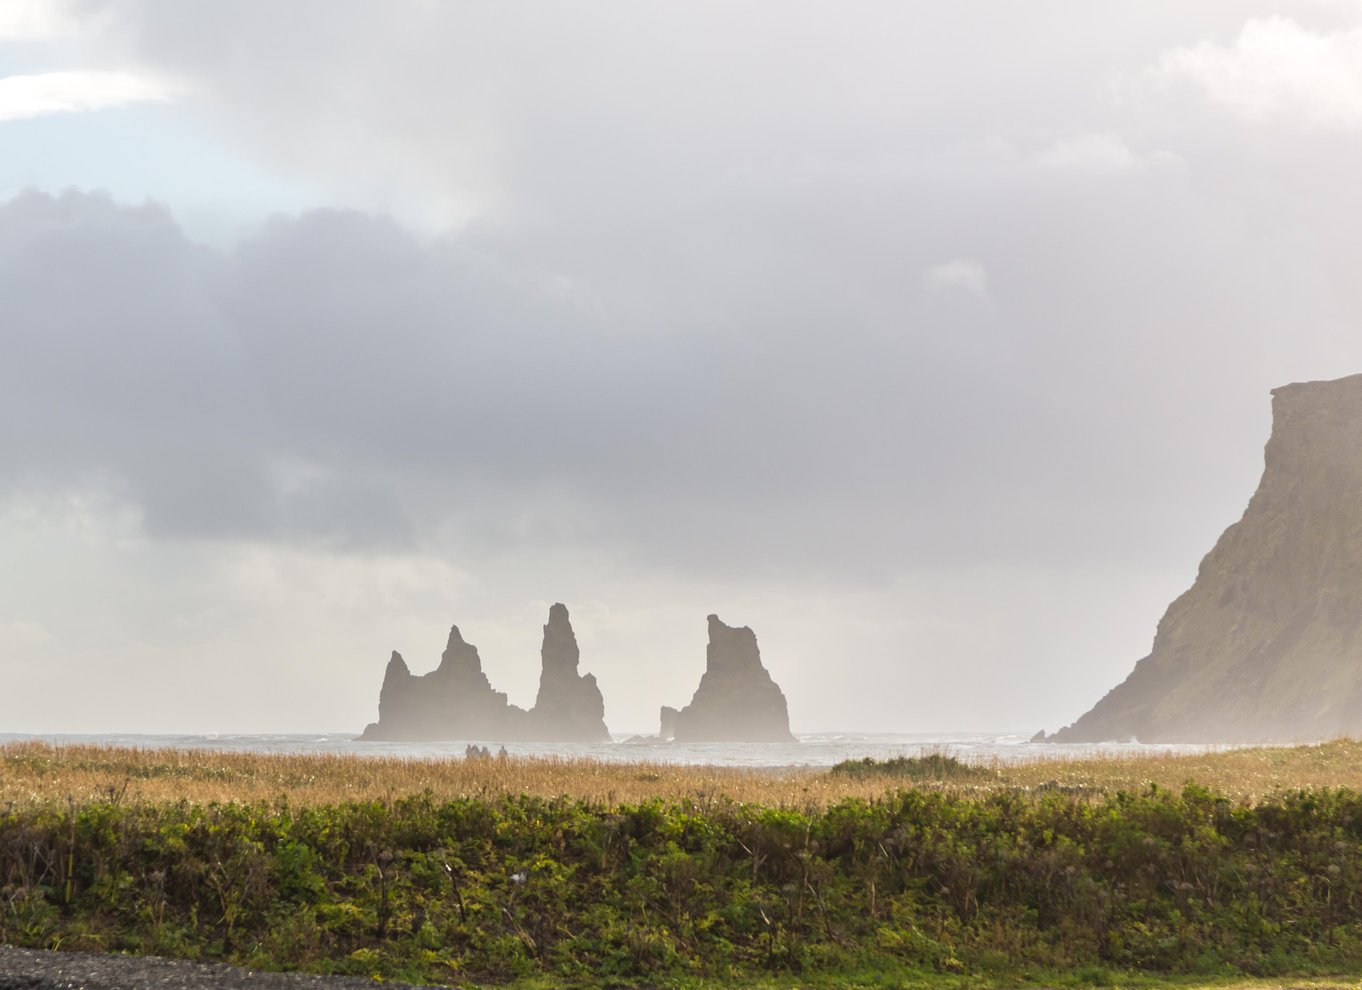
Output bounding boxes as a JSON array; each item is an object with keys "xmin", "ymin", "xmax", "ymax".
[
  {"xmin": 662, "ymin": 614, "xmax": 795, "ymax": 742},
  {"xmin": 1053, "ymin": 373, "xmax": 1362, "ymax": 743},
  {"xmin": 360, "ymin": 625, "xmax": 525, "ymax": 741},
  {"xmin": 524, "ymin": 603, "xmax": 611, "ymax": 742},
  {"xmin": 359, "ymin": 603, "xmax": 611, "ymax": 742}
]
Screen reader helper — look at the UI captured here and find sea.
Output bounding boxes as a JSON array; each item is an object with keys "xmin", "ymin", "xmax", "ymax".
[{"xmin": 0, "ymin": 731, "xmax": 1233, "ymax": 768}]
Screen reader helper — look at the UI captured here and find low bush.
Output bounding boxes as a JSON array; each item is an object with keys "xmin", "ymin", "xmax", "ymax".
[
  {"xmin": 828, "ymin": 752, "xmax": 993, "ymax": 782},
  {"xmin": 3, "ymin": 785, "xmax": 1362, "ymax": 987}
]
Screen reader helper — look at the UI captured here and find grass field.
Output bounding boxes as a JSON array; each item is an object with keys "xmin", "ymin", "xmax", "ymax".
[
  {"xmin": 6, "ymin": 737, "xmax": 1362, "ymax": 807},
  {"xmin": 8, "ymin": 740, "xmax": 1362, "ymax": 987}
]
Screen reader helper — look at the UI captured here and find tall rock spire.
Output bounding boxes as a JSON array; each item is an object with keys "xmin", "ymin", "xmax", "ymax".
[
  {"xmin": 526, "ymin": 603, "xmax": 611, "ymax": 742},
  {"xmin": 360, "ymin": 603, "xmax": 612, "ymax": 742},
  {"xmin": 662, "ymin": 614, "xmax": 794, "ymax": 742},
  {"xmin": 373, "ymin": 651, "xmax": 413, "ymax": 726}
]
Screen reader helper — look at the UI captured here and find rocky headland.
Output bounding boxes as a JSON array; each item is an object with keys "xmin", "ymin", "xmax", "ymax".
[
  {"xmin": 1053, "ymin": 373, "xmax": 1362, "ymax": 743},
  {"xmin": 661, "ymin": 614, "xmax": 794, "ymax": 742},
  {"xmin": 360, "ymin": 603, "xmax": 609, "ymax": 742}
]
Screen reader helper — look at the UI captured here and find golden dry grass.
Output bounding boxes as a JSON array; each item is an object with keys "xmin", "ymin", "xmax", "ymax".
[
  {"xmin": 0, "ymin": 743, "xmax": 855, "ymax": 809},
  {"xmin": 999, "ymin": 738, "xmax": 1362, "ymax": 800},
  {"xmin": 5, "ymin": 738, "xmax": 1362, "ymax": 809}
]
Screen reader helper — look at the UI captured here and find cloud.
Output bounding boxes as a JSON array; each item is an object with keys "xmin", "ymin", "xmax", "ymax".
[
  {"xmin": 1036, "ymin": 134, "xmax": 1139, "ymax": 172},
  {"xmin": 0, "ymin": 0, "xmax": 81, "ymax": 40},
  {"xmin": 0, "ymin": 618, "xmax": 54, "ymax": 650},
  {"xmin": 1155, "ymin": 16, "xmax": 1362, "ymax": 129},
  {"xmin": 51, "ymin": 3, "xmax": 1209, "ymax": 234},
  {"xmin": 1031, "ymin": 133, "xmax": 1186, "ymax": 175},
  {"xmin": 0, "ymin": 70, "xmax": 177, "ymax": 122},
  {"xmin": 6, "ymin": 170, "xmax": 1338, "ymax": 583},
  {"xmin": 922, "ymin": 258, "xmax": 989, "ymax": 299}
]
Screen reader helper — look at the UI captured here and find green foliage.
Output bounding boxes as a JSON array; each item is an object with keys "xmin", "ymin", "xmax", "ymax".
[
  {"xmin": 828, "ymin": 752, "xmax": 993, "ymax": 782},
  {"xmin": 4, "ymin": 786, "xmax": 1362, "ymax": 986}
]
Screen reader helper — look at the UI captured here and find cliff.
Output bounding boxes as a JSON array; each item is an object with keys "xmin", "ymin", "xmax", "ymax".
[
  {"xmin": 360, "ymin": 603, "xmax": 611, "ymax": 741},
  {"xmin": 662, "ymin": 614, "xmax": 795, "ymax": 742},
  {"xmin": 1053, "ymin": 373, "xmax": 1362, "ymax": 743}
]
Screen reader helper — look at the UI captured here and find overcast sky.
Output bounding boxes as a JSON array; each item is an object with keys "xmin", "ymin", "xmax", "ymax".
[{"xmin": 3, "ymin": 1, "xmax": 1362, "ymax": 735}]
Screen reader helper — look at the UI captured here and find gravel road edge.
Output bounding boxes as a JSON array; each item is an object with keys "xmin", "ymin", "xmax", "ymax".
[{"xmin": 0, "ymin": 945, "xmax": 449, "ymax": 990}]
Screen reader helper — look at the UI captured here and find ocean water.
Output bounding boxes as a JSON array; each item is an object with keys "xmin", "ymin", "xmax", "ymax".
[{"xmin": 0, "ymin": 731, "xmax": 1233, "ymax": 768}]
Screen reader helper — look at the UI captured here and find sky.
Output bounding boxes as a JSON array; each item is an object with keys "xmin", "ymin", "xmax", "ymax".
[{"xmin": 4, "ymin": 1, "xmax": 1362, "ymax": 735}]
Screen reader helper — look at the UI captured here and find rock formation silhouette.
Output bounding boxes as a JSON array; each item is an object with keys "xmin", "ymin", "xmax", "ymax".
[
  {"xmin": 360, "ymin": 603, "xmax": 609, "ymax": 741},
  {"xmin": 360, "ymin": 626, "xmax": 524, "ymax": 741},
  {"xmin": 523, "ymin": 603, "xmax": 611, "ymax": 742},
  {"xmin": 658, "ymin": 706, "xmax": 679, "ymax": 740},
  {"xmin": 1053, "ymin": 373, "xmax": 1362, "ymax": 743},
  {"xmin": 661, "ymin": 614, "xmax": 795, "ymax": 742}
]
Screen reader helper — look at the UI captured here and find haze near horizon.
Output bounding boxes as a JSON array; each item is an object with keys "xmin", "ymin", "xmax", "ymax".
[{"xmin": 3, "ymin": 1, "xmax": 1362, "ymax": 736}]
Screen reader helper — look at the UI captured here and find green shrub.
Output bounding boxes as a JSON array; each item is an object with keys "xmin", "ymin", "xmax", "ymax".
[
  {"xmin": 4, "ymin": 786, "xmax": 1362, "ymax": 986},
  {"xmin": 828, "ymin": 752, "xmax": 993, "ymax": 782}
]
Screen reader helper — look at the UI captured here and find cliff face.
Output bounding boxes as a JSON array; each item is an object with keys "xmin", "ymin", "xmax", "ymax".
[
  {"xmin": 1053, "ymin": 374, "xmax": 1362, "ymax": 743},
  {"xmin": 360, "ymin": 603, "xmax": 610, "ymax": 742},
  {"xmin": 663, "ymin": 614, "xmax": 794, "ymax": 742}
]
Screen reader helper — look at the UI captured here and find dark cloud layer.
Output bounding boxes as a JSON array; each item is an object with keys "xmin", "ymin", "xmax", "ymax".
[{"xmin": 3, "ymin": 145, "xmax": 1356, "ymax": 583}]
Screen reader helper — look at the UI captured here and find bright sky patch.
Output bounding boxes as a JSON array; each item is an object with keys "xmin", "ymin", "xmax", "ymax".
[{"xmin": 0, "ymin": 70, "xmax": 176, "ymax": 122}]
